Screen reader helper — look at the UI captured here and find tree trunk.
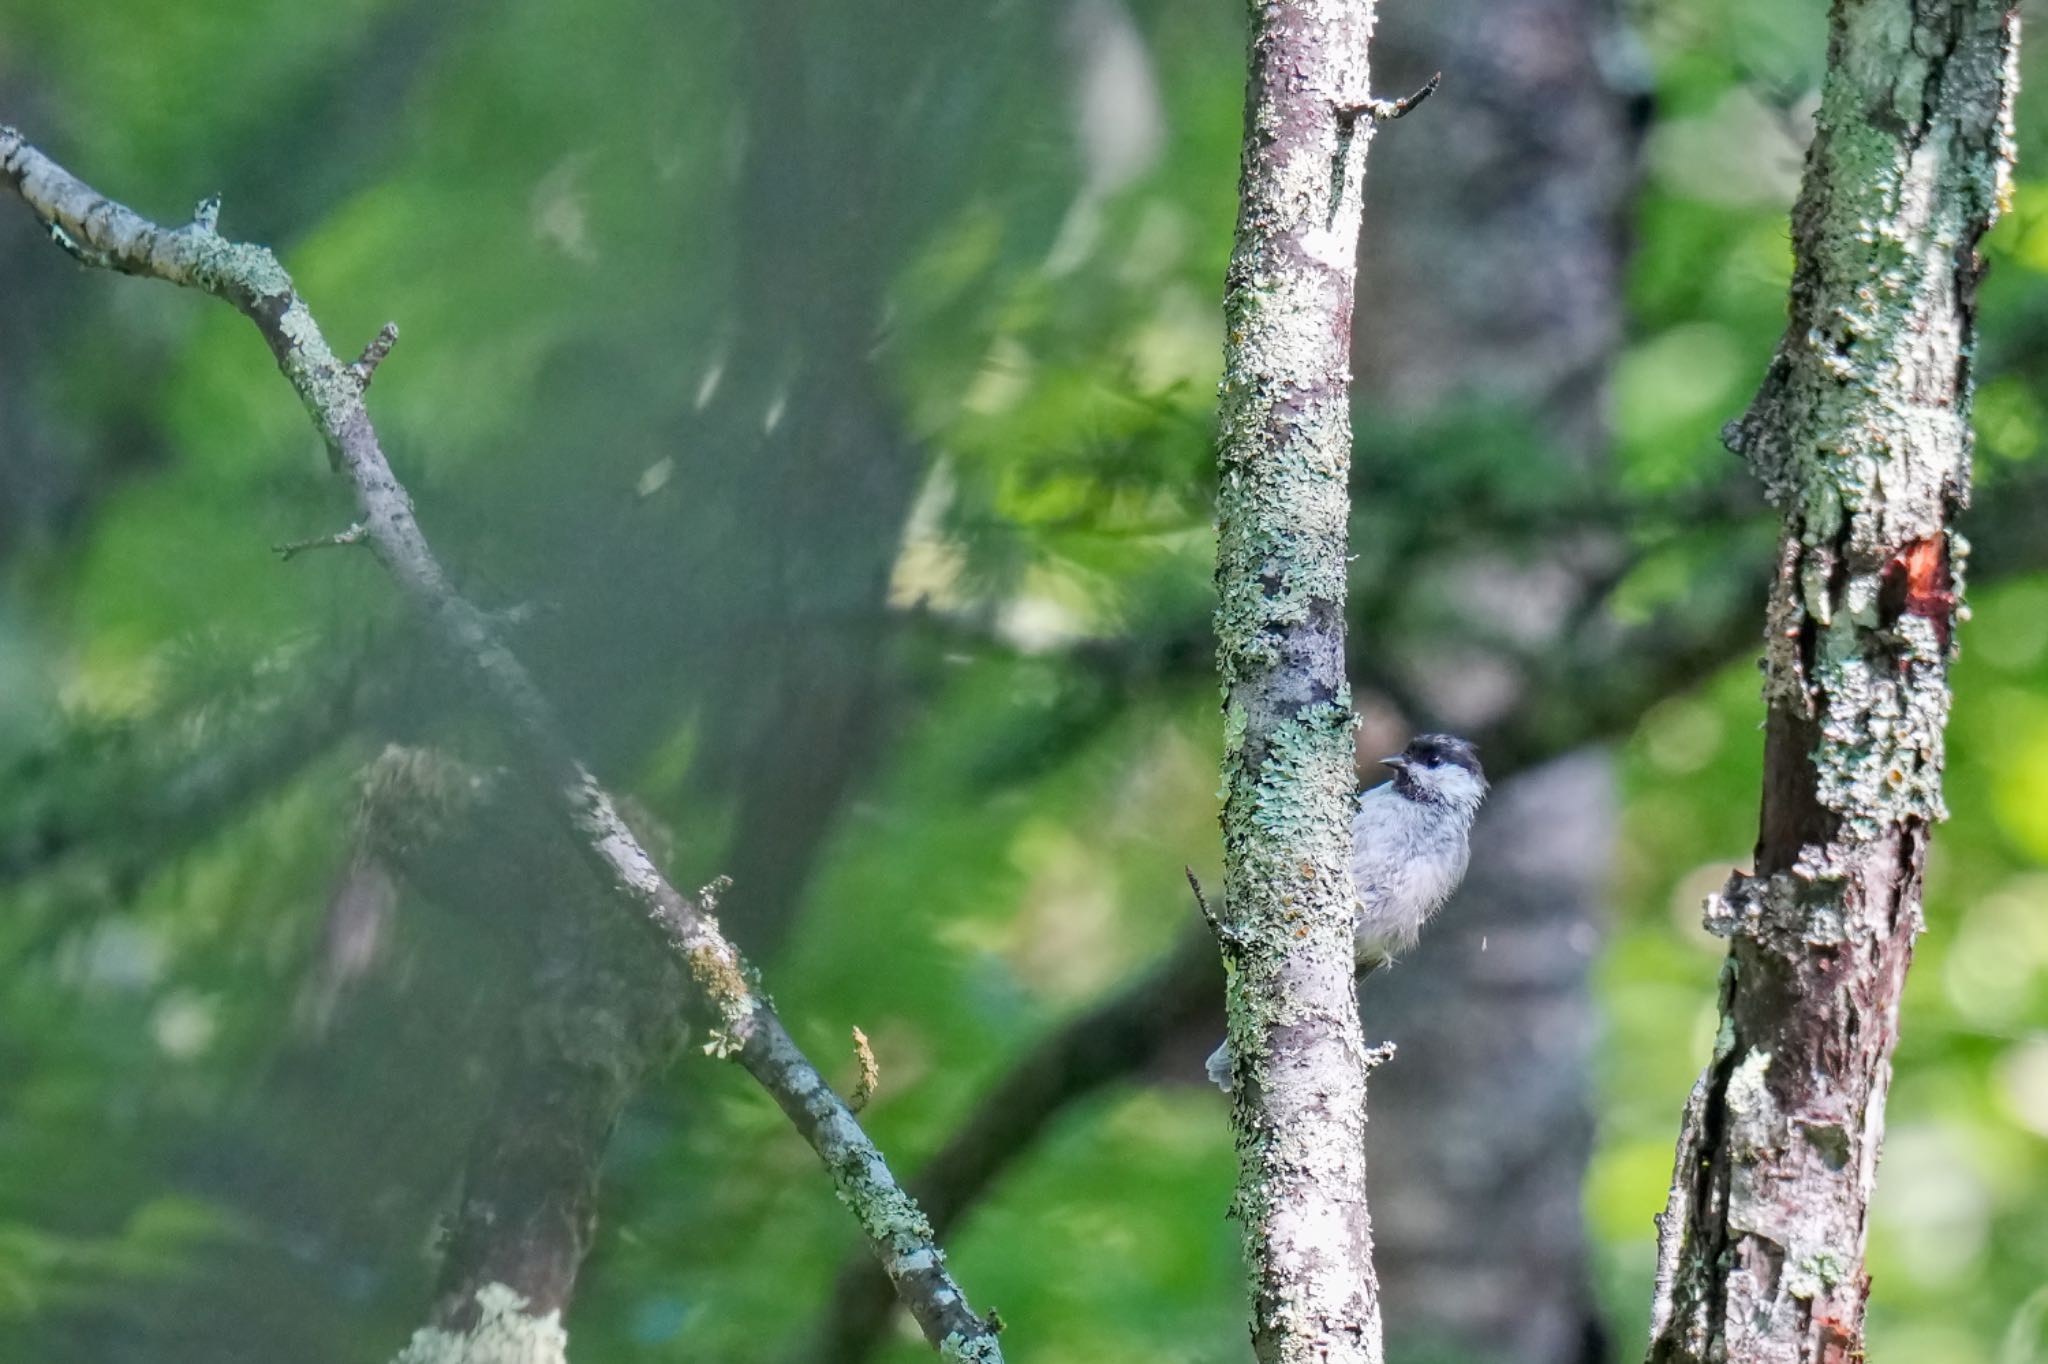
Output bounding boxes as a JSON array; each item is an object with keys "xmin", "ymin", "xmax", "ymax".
[
  {"xmin": 350, "ymin": 754, "xmax": 682, "ymax": 1364},
  {"xmin": 1646, "ymin": 4, "xmax": 2018, "ymax": 1362},
  {"xmin": 1212, "ymin": 3, "xmax": 1384, "ymax": 1361}
]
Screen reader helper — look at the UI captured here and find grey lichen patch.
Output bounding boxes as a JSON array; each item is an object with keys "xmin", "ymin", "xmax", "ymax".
[
  {"xmin": 1214, "ymin": 495, "xmax": 1349, "ymax": 682},
  {"xmin": 1701, "ymin": 874, "xmax": 1764, "ymax": 941},
  {"xmin": 866, "ymin": 1196, "xmax": 941, "ymax": 1266},
  {"xmin": 1236, "ymin": 704, "xmax": 1357, "ymax": 842},
  {"xmin": 1722, "ymin": 1047, "xmax": 1778, "ymax": 1162},
  {"xmin": 941, "ymin": 1329, "xmax": 1006, "ymax": 1364},
  {"xmin": 1708, "ymin": 866, "xmax": 1860, "ymax": 957},
  {"xmin": 184, "ymin": 233, "xmax": 291, "ymax": 304},
  {"xmin": 1799, "ymin": 901, "xmax": 1849, "ymax": 947},
  {"xmin": 1785, "ymin": 1248, "xmax": 1852, "ymax": 1301},
  {"xmin": 1222, "ymin": 699, "xmax": 1249, "ymax": 754},
  {"xmin": 1809, "ymin": 616, "xmax": 1951, "ymax": 833},
  {"xmin": 391, "ymin": 1283, "xmax": 567, "ymax": 1364}
]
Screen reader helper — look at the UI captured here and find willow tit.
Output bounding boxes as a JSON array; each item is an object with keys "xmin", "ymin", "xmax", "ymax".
[{"xmin": 1206, "ymin": 732, "xmax": 1487, "ymax": 1091}]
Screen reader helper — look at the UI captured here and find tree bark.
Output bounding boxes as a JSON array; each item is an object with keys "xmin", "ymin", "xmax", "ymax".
[
  {"xmin": 1211, "ymin": 4, "xmax": 1384, "ymax": 1361},
  {"xmin": 1646, "ymin": 4, "xmax": 2018, "ymax": 1363}
]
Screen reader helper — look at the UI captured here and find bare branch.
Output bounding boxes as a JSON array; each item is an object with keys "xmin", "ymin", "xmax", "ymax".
[
  {"xmin": 1185, "ymin": 865, "xmax": 1239, "ymax": 948},
  {"xmin": 350, "ymin": 321, "xmax": 399, "ymax": 389},
  {"xmin": 0, "ymin": 124, "xmax": 1003, "ymax": 1364}
]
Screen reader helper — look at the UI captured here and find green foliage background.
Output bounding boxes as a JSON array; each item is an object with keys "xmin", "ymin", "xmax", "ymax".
[{"xmin": 1, "ymin": 2, "xmax": 2046, "ymax": 1362}]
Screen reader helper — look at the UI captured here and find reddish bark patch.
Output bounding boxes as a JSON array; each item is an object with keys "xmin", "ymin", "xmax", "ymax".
[{"xmin": 1881, "ymin": 535, "xmax": 1957, "ymax": 649}]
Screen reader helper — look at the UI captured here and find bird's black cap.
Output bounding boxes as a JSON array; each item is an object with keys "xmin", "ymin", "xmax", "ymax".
[{"xmin": 1397, "ymin": 732, "xmax": 1484, "ymax": 780}]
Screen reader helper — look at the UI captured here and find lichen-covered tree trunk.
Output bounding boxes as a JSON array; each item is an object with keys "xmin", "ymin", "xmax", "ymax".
[
  {"xmin": 1212, "ymin": 3, "xmax": 1384, "ymax": 1362},
  {"xmin": 1646, "ymin": 4, "xmax": 2018, "ymax": 1363}
]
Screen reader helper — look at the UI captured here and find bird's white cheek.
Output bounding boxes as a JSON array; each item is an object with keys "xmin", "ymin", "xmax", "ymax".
[{"xmin": 1429, "ymin": 770, "xmax": 1487, "ymax": 810}]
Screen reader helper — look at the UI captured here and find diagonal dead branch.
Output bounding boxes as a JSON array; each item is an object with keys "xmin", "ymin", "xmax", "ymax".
[{"xmin": 0, "ymin": 124, "xmax": 1003, "ymax": 1364}]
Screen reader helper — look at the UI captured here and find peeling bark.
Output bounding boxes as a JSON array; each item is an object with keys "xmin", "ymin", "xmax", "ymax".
[
  {"xmin": 1646, "ymin": 5, "xmax": 2019, "ymax": 1363},
  {"xmin": 1211, "ymin": 4, "xmax": 1386, "ymax": 1361}
]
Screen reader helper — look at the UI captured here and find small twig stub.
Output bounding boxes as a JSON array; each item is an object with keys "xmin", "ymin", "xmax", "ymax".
[
  {"xmin": 275, "ymin": 522, "xmax": 369, "ymax": 562},
  {"xmin": 1367, "ymin": 71, "xmax": 1442, "ymax": 122},
  {"xmin": 1186, "ymin": 866, "xmax": 1243, "ymax": 949},
  {"xmin": 350, "ymin": 322, "xmax": 400, "ymax": 389}
]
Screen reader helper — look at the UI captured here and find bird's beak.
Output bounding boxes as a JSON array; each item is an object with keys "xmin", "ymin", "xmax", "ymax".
[{"xmin": 1380, "ymin": 755, "xmax": 1409, "ymax": 771}]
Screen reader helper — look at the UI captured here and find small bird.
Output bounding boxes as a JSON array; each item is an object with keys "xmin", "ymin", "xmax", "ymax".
[{"xmin": 1207, "ymin": 732, "xmax": 1488, "ymax": 1091}]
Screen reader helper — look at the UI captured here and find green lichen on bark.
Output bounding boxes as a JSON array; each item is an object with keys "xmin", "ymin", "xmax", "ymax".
[
  {"xmin": 1210, "ymin": 3, "xmax": 1386, "ymax": 1363},
  {"xmin": 1727, "ymin": 0, "xmax": 2015, "ymax": 838},
  {"xmin": 1648, "ymin": 4, "xmax": 2019, "ymax": 1362}
]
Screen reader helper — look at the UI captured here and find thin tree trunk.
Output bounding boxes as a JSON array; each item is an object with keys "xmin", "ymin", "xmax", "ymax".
[
  {"xmin": 1211, "ymin": 4, "xmax": 1385, "ymax": 1361},
  {"xmin": 1646, "ymin": 4, "xmax": 2018, "ymax": 1362}
]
